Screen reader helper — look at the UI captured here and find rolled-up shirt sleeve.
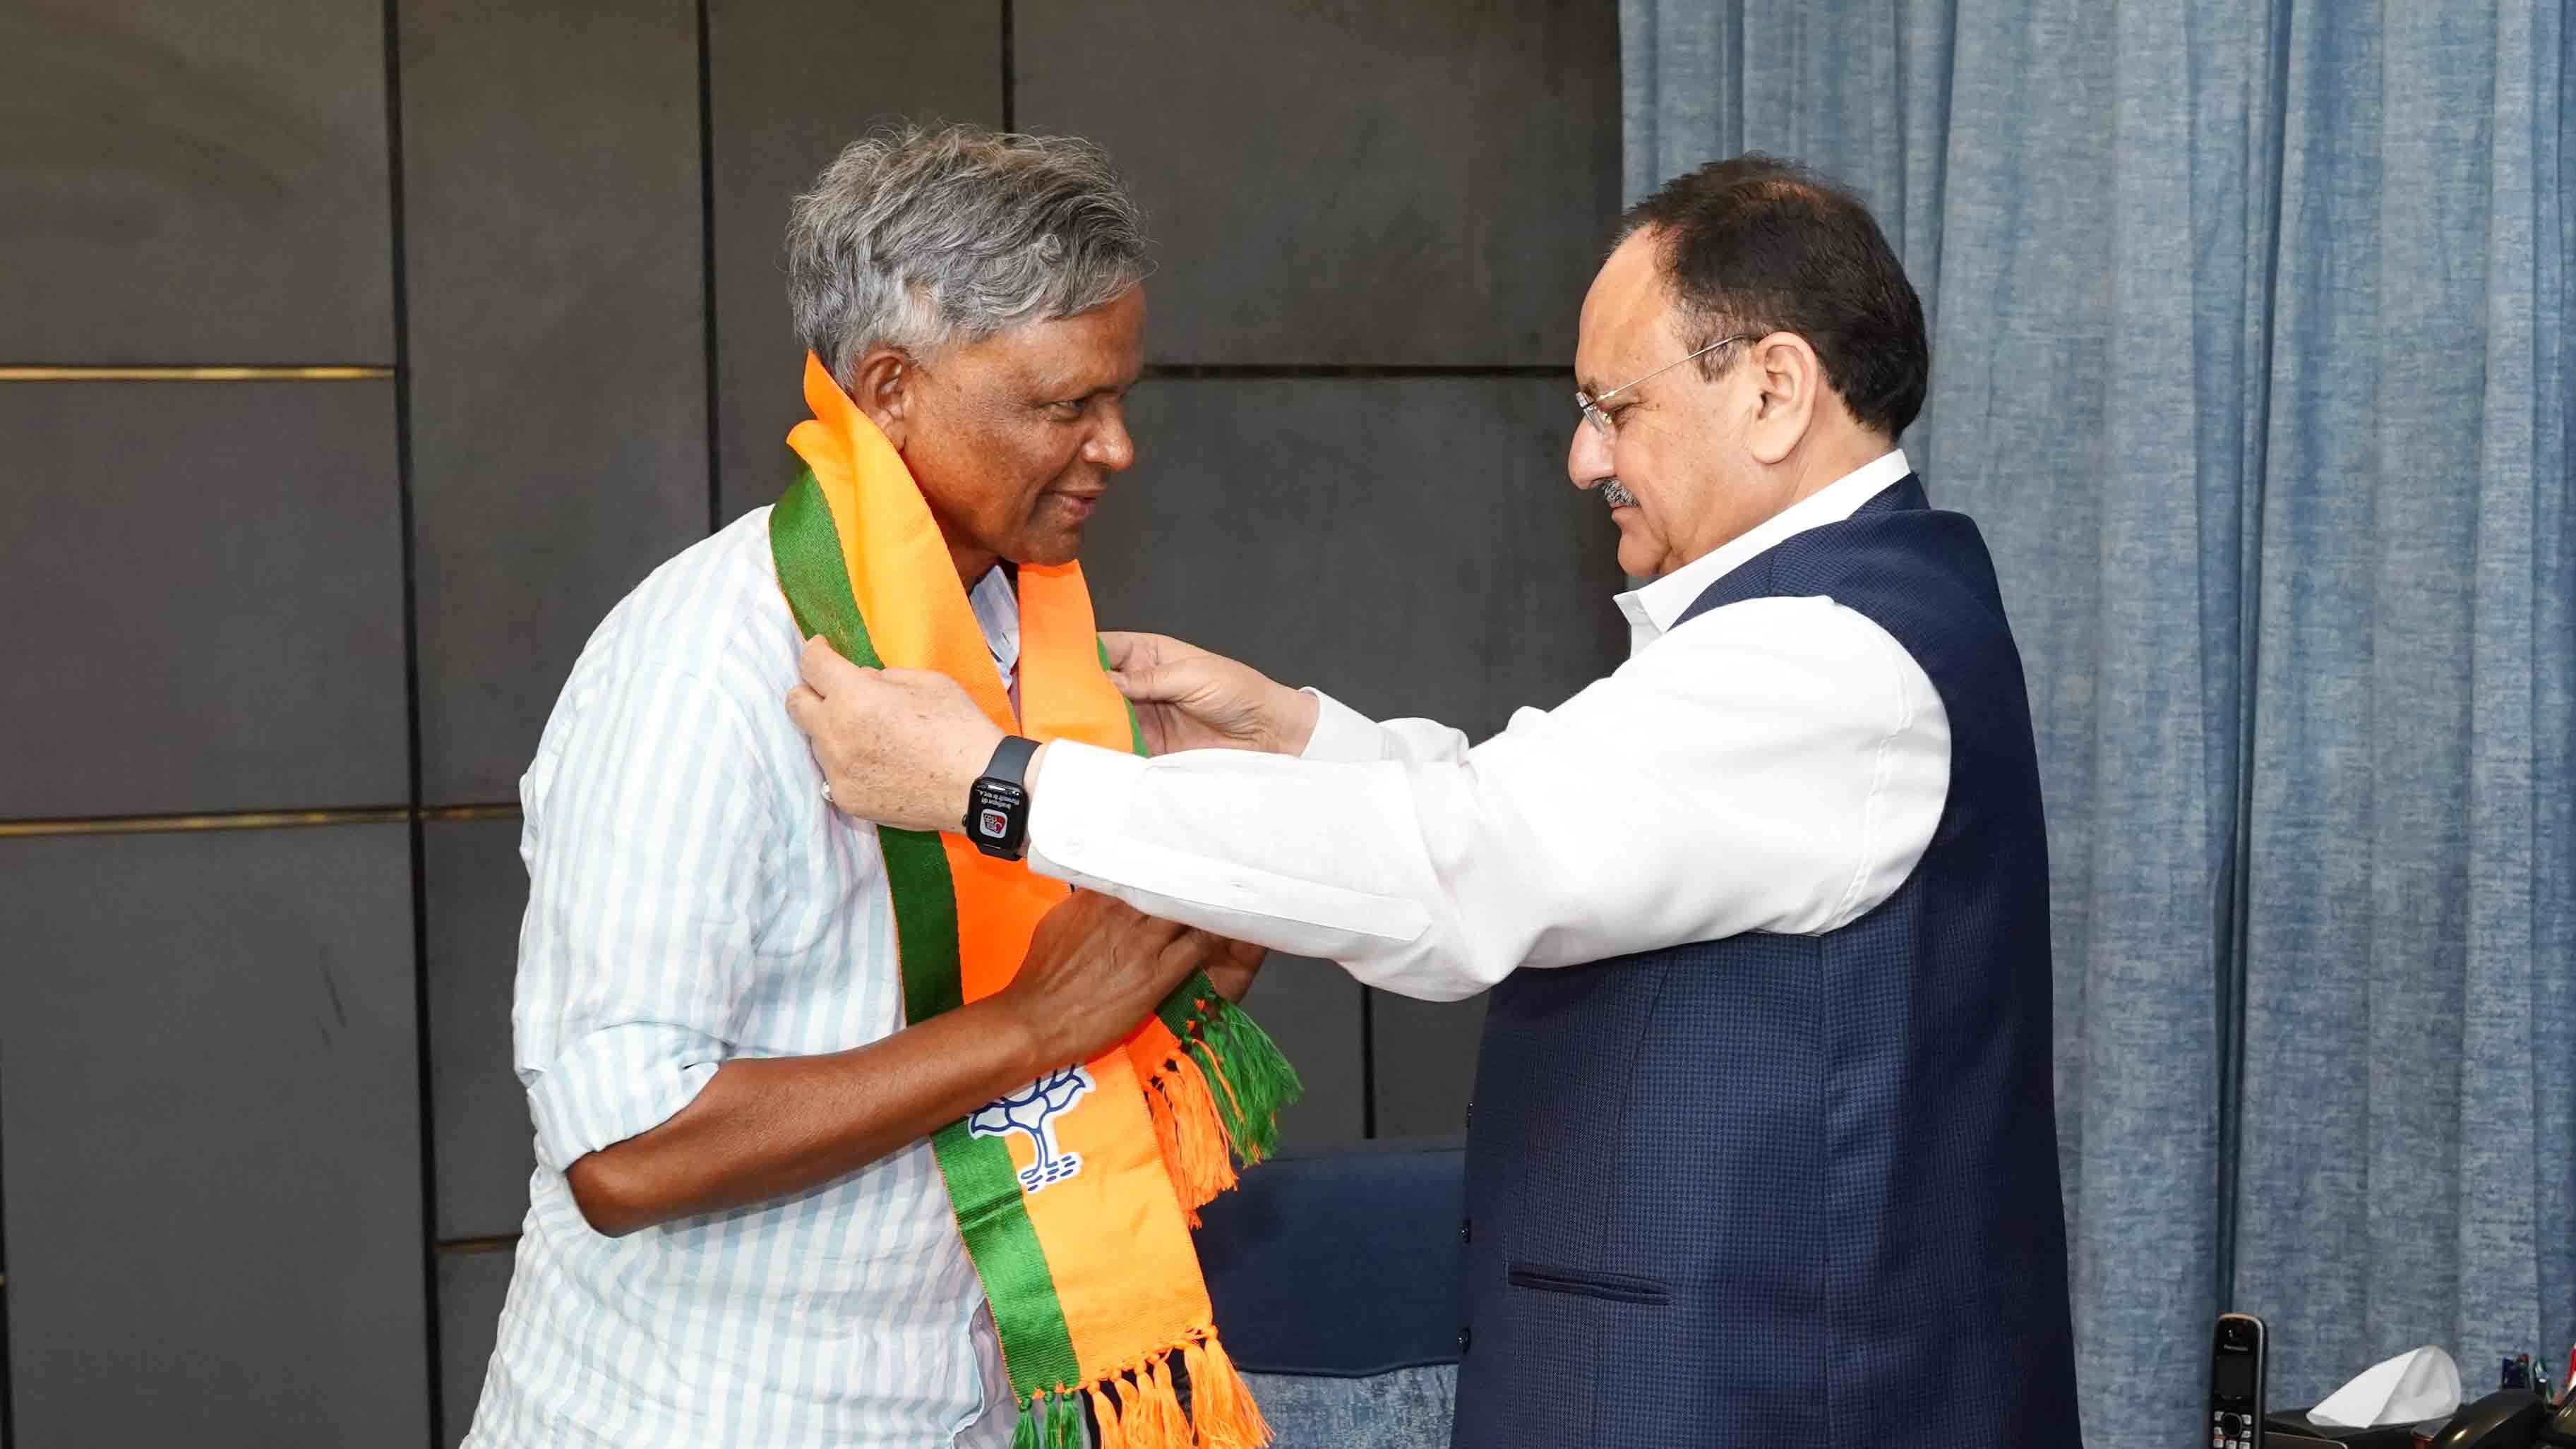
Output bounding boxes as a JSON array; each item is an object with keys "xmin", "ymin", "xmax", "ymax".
[
  {"xmin": 513, "ymin": 663, "xmax": 775, "ymax": 1172},
  {"xmin": 1027, "ymin": 596, "xmax": 1948, "ymax": 1002}
]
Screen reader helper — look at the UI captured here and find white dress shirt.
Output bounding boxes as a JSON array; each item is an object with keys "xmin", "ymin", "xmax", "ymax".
[
  {"xmin": 466, "ymin": 509, "xmax": 1019, "ymax": 1449},
  {"xmin": 1026, "ymin": 450, "xmax": 1948, "ymax": 1003}
]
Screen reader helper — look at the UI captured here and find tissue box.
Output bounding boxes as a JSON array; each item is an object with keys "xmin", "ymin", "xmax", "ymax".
[{"xmin": 2263, "ymin": 1408, "xmax": 2428, "ymax": 1448}]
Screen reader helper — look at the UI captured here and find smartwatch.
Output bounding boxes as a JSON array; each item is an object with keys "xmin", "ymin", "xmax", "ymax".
[{"xmin": 964, "ymin": 735, "xmax": 1041, "ymax": 859}]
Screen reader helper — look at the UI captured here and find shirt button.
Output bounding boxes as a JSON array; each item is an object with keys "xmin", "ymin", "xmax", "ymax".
[{"xmin": 1457, "ymin": 1328, "xmax": 1473, "ymax": 1354}]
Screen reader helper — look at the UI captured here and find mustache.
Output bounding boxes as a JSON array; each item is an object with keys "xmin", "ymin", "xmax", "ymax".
[{"xmin": 1599, "ymin": 477, "xmax": 1636, "ymax": 509}]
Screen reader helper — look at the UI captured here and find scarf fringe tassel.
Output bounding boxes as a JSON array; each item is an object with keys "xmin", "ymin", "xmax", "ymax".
[
  {"xmin": 1142, "ymin": 992, "xmax": 1302, "ymax": 1215},
  {"xmin": 1015, "ymin": 1334, "xmax": 1271, "ymax": 1449},
  {"xmin": 1144, "ymin": 1047, "xmax": 1238, "ymax": 1220}
]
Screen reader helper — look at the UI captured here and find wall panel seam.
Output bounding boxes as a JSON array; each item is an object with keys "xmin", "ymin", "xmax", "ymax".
[
  {"xmin": 381, "ymin": 0, "xmax": 448, "ymax": 1436},
  {"xmin": 697, "ymin": 0, "xmax": 722, "ymax": 536},
  {"xmin": 0, "ymin": 805, "xmax": 519, "ymax": 838},
  {"xmin": 1, "ymin": 922, "xmax": 13, "ymax": 1447},
  {"xmin": 1142, "ymin": 364, "xmax": 1566, "ymax": 379},
  {"xmin": 0, "ymin": 367, "xmax": 393, "ymax": 381}
]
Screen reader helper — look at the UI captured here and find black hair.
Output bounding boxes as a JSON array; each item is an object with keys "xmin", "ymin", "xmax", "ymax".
[{"xmin": 1618, "ymin": 155, "xmax": 1928, "ymax": 438}]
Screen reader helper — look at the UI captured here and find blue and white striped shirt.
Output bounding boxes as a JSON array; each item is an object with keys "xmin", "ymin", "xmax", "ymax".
[{"xmin": 465, "ymin": 508, "xmax": 1022, "ymax": 1449}]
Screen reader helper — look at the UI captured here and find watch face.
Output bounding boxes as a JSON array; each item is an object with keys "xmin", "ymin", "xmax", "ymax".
[{"xmin": 966, "ymin": 771, "xmax": 1029, "ymax": 858}]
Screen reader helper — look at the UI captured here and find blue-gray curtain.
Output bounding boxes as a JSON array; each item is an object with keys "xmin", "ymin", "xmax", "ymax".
[{"xmin": 1621, "ymin": 4, "xmax": 2572, "ymax": 1445}]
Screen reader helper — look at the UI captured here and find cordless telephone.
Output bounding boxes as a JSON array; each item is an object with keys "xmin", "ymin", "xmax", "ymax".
[{"xmin": 2210, "ymin": 1313, "xmax": 2268, "ymax": 1449}]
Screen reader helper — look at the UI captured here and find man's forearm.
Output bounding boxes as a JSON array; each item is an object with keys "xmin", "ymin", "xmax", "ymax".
[{"xmin": 564, "ymin": 995, "xmax": 1045, "ymax": 1237}]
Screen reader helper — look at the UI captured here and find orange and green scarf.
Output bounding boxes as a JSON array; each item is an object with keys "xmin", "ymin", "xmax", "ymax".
[{"xmin": 770, "ymin": 354, "xmax": 1296, "ymax": 1448}]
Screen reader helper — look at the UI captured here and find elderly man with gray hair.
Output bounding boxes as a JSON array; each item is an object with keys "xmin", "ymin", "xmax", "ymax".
[{"xmin": 462, "ymin": 124, "xmax": 1264, "ymax": 1449}]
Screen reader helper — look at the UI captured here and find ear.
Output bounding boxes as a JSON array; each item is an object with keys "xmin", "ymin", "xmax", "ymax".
[
  {"xmin": 1744, "ymin": 332, "xmax": 1822, "ymax": 466},
  {"xmin": 846, "ymin": 346, "xmax": 916, "ymax": 448}
]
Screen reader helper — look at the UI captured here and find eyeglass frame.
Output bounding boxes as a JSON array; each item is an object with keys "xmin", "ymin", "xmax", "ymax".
[{"xmin": 1574, "ymin": 332, "xmax": 1761, "ymax": 442}]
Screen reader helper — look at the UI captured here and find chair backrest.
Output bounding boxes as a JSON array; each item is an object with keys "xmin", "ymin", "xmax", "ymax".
[{"xmin": 1194, "ymin": 1138, "xmax": 1466, "ymax": 1449}]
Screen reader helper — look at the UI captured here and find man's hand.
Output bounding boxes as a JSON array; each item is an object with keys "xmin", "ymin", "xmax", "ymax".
[
  {"xmin": 787, "ymin": 636, "xmax": 1002, "ymax": 832},
  {"xmin": 1101, "ymin": 632, "xmax": 1319, "ymax": 756},
  {"xmin": 993, "ymin": 891, "xmax": 1232, "ymax": 1067},
  {"xmin": 1202, "ymin": 934, "xmax": 1266, "ymax": 1004}
]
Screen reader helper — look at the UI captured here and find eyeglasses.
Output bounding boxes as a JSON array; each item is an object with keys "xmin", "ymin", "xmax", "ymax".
[{"xmin": 1574, "ymin": 333, "xmax": 1759, "ymax": 443}]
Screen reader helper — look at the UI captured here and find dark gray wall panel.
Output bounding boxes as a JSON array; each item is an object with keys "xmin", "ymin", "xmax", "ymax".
[
  {"xmin": 438, "ymin": 1248, "xmax": 515, "ymax": 1448},
  {"xmin": 427, "ymin": 817, "xmax": 536, "ymax": 1240},
  {"xmin": 402, "ymin": 0, "xmax": 711, "ymax": 803},
  {"xmin": 0, "ymin": 1, "xmax": 391, "ymax": 363},
  {"xmin": 0, "ymin": 824, "xmax": 428, "ymax": 1445},
  {"xmin": 1017, "ymin": 0, "xmax": 1618, "ymax": 366},
  {"xmin": 1240, "ymin": 954, "xmax": 1367, "ymax": 1148},
  {"xmin": 1080, "ymin": 377, "xmax": 1627, "ymax": 742},
  {"xmin": 0, "ymin": 381, "xmax": 407, "ymax": 819},
  {"xmin": 1371, "ymin": 992, "xmax": 1487, "ymax": 1141},
  {"xmin": 709, "ymin": 0, "xmax": 1000, "ymax": 522}
]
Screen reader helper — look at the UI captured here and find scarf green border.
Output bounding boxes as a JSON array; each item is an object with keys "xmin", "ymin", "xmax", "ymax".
[
  {"xmin": 772, "ymin": 473, "xmax": 1083, "ymax": 1394},
  {"xmin": 772, "ymin": 469, "xmax": 1297, "ymax": 1407}
]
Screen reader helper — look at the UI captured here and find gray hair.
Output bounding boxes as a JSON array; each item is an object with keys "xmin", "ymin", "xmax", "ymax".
[{"xmin": 786, "ymin": 124, "xmax": 1152, "ymax": 385}]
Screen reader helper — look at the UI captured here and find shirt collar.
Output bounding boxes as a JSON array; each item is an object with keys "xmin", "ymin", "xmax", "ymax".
[
  {"xmin": 1615, "ymin": 449, "xmax": 1912, "ymax": 646},
  {"xmin": 966, "ymin": 565, "xmax": 1022, "ymax": 679}
]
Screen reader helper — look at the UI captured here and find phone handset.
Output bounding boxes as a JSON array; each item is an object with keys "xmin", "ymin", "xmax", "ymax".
[{"xmin": 2210, "ymin": 1312, "xmax": 2267, "ymax": 1449}]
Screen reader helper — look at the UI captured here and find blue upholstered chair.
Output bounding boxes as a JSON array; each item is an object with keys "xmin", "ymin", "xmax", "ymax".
[{"xmin": 1193, "ymin": 1138, "xmax": 1468, "ymax": 1449}]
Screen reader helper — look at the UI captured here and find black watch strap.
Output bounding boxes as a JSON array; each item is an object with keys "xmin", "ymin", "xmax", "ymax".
[
  {"xmin": 963, "ymin": 735, "xmax": 1041, "ymax": 859},
  {"xmin": 983, "ymin": 734, "xmax": 1040, "ymax": 789}
]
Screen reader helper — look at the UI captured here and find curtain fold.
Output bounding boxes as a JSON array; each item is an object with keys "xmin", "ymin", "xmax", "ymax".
[
  {"xmin": 1619, "ymin": 3, "xmax": 2572, "ymax": 1445},
  {"xmin": 2236, "ymin": 0, "xmax": 2574, "ymax": 1409}
]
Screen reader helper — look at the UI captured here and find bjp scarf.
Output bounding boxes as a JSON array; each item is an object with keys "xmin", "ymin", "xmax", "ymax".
[{"xmin": 769, "ymin": 354, "xmax": 1297, "ymax": 1448}]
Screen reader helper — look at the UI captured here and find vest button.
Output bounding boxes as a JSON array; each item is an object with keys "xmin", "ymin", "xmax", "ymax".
[
  {"xmin": 1459, "ymin": 1217, "xmax": 1473, "ymax": 1244},
  {"xmin": 1457, "ymin": 1327, "xmax": 1473, "ymax": 1354},
  {"xmin": 1464, "ymin": 1101, "xmax": 1474, "ymax": 1127}
]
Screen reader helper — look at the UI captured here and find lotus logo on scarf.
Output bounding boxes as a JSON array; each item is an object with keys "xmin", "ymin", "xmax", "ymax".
[{"xmin": 969, "ymin": 1065, "xmax": 1096, "ymax": 1193}]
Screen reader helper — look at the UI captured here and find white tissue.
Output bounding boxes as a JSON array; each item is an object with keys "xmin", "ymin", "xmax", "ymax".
[{"xmin": 2308, "ymin": 1345, "xmax": 2464, "ymax": 1429}]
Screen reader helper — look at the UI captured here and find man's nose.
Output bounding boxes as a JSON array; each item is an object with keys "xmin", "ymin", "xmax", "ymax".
[
  {"xmin": 1084, "ymin": 406, "xmax": 1136, "ymax": 471},
  {"xmin": 1567, "ymin": 416, "xmax": 1613, "ymax": 490}
]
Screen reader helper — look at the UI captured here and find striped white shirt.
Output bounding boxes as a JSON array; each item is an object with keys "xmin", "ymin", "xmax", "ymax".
[{"xmin": 464, "ymin": 507, "xmax": 1020, "ymax": 1449}]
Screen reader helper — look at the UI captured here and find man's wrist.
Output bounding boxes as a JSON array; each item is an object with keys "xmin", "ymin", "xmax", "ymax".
[
  {"xmin": 966, "ymin": 991, "xmax": 1052, "ymax": 1083},
  {"xmin": 1273, "ymin": 686, "xmax": 1322, "ymax": 755},
  {"xmin": 949, "ymin": 752, "xmax": 981, "ymax": 829}
]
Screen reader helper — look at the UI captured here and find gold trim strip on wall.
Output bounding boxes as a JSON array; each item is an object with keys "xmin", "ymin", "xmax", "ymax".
[
  {"xmin": 0, "ymin": 807, "xmax": 410, "ymax": 838},
  {"xmin": 0, "ymin": 366, "xmax": 393, "ymax": 382},
  {"xmin": 425, "ymin": 803, "xmax": 523, "ymax": 823},
  {"xmin": 436, "ymin": 1234, "xmax": 522, "ymax": 1256},
  {"xmin": 0, "ymin": 802, "xmax": 520, "ymax": 838}
]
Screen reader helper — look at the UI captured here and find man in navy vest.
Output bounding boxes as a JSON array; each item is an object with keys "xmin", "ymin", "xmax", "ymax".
[{"xmin": 791, "ymin": 155, "xmax": 2084, "ymax": 1448}]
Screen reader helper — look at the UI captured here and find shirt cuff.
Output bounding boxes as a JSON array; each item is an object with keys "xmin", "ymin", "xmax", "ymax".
[
  {"xmin": 525, "ymin": 1021, "xmax": 726, "ymax": 1172},
  {"xmin": 1298, "ymin": 689, "xmax": 1386, "ymax": 762},
  {"xmin": 1026, "ymin": 739, "xmax": 1148, "ymax": 882},
  {"xmin": 1025, "ymin": 738, "xmax": 1430, "ymax": 955}
]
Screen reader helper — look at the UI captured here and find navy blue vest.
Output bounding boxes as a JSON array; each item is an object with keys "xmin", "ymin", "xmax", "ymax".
[{"xmin": 1450, "ymin": 476, "xmax": 2081, "ymax": 1448}]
